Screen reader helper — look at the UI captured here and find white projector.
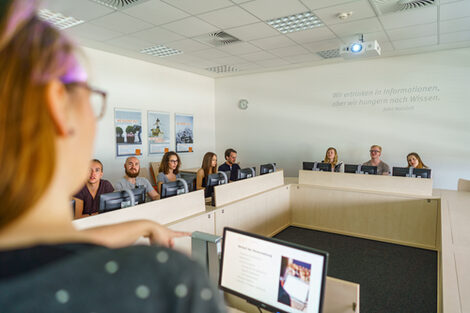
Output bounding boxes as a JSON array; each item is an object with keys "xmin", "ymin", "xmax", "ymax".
[{"xmin": 339, "ymin": 40, "xmax": 381, "ymax": 59}]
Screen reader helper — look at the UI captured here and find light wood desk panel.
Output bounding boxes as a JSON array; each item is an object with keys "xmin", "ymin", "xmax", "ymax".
[{"xmin": 291, "ymin": 185, "xmax": 439, "ymax": 250}]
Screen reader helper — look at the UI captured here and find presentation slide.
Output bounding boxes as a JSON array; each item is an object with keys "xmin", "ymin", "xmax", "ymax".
[{"xmin": 221, "ymin": 230, "xmax": 326, "ymax": 313}]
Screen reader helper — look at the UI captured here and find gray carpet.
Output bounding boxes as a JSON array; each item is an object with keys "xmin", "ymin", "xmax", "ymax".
[{"xmin": 274, "ymin": 226, "xmax": 437, "ymax": 313}]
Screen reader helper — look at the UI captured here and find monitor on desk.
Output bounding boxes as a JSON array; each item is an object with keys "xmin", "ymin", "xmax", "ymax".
[
  {"xmin": 206, "ymin": 172, "xmax": 229, "ymax": 205},
  {"xmin": 180, "ymin": 172, "xmax": 196, "ymax": 192},
  {"xmin": 219, "ymin": 227, "xmax": 328, "ymax": 313},
  {"xmin": 260, "ymin": 163, "xmax": 277, "ymax": 175},
  {"xmin": 344, "ymin": 164, "xmax": 377, "ymax": 175},
  {"xmin": 393, "ymin": 167, "xmax": 431, "ymax": 179},
  {"xmin": 302, "ymin": 162, "xmax": 332, "ymax": 172},
  {"xmin": 99, "ymin": 187, "xmax": 146, "ymax": 213},
  {"xmin": 238, "ymin": 167, "xmax": 256, "ymax": 180},
  {"xmin": 161, "ymin": 179, "xmax": 189, "ymax": 199}
]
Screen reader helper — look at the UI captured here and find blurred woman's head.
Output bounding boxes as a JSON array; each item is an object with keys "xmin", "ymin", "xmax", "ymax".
[
  {"xmin": 0, "ymin": 0, "xmax": 96, "ymax": 229},
  {"xmin": 201, "ymin": 152, "xmax": 217, "ymax": 178},
  {"xmin": 323, "ymin": 147, "xmax": 338, "ymax": 166},
  {"xmin": 407, "ymin": 152, "xmax": 427, "ymax": 169}
]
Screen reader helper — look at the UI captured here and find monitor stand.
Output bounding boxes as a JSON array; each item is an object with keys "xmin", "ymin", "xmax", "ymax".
[{"xmin": 246, "ymin": 299, "xmax": 280, "ymax": 313}]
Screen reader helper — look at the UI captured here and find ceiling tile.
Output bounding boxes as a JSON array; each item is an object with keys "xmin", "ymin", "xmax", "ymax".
[
  {"xmin": 130, "ymin": 27, "xmax": 184, "ymax": 43},
  {"xmin": 392, "ymin": 35, "xmax": 437, "ymax": 50},
  {"xmin": 329, "ymin": 17, "xmax": 382, "ymax": 37},
  {"xmin": 231, "ymin": 62, "xmax": 264, "ymax": 71},
  {"xmin": 90, "ymin": 12, "xmax": 153, "ymax": 34},
  {"xmin": 210, "ymin": 55, "xmax": 248, "ymax": 64},
  {"xmin": 217, "ymin": 42, "xmax": 262, "ymax": 55},
  {"xmin": 161, "ymin": 0, "xmax": 233, "ymax": 15},
  {"xmin": 191, "ymin": 48, "xmax": 232, "ymax": 60},
  {"xmin": 198, "ymin": 6, "xmax": 260, "ymax": 29},
  {"xmin": 105, "ymin": 35, "xmax": 153, "ymax": 51},
  {"xmin": 250, "ymin": 35, "xmax": 297, "ymax": 49},
  {"xmin": 225, "ymin": 22, "xmax": 279, "ymax": 41},
  {"xmin": 378, "ymin": 41, "xmax": 394, "ymax": 52},
  {"xmin": 302, "ymin": 0, "xmax": 360, "ymax": 11},
  {"xmin": 379, "ymin": 6, "xmax": 437, "ymax": 29},
  {"xmin": 161, "ymin": 17, "xmax": 219, "ymax": 37},
  {"xmin": 65, "ymin": 23, "xmax": 122, "ymax": 42},
  {"xmin": 255, "ymin": 58, "xmax": 292, "ymax": 67},
  {"xmin": 286, "ymin": 26, "xmax": 337, "ymax": 43},
  {"xmin": 282, "ymin": 53, "xmax": 323, "ymax": 63},
  {"xmin": 40, "ymin": 0, "xmax": 114, "ymax": 21},
  {"xmin": 313, "ymin": 0, "xmax": 376, "ymax": 26},
  {"xmin": 240, "ymin": 50, "xmax": 278, "ymax": 61},
  {"xmin": 122, "ymin": 1, "xmax": 189, "ymax": 25},
  {"xmin": 270, "ymin": 44, "xmax": 310, "ymax": 57},
  {"xmin": 440, "ymin": 16, "xmax": 470, "ymax": 34},
  {"xmin": 240, "ymin": 0, "xmax": 309, "ymax": 21},
  {"xmin": 440, "ymin": 1, "xmax": 470, "ymax": 20},
  {"xmin": 165, "ymin": 38, "xmax": 210, "ymax": 52},
  {"xmin": 231, "ymin": 0, "xmax": 256, "ymax": 3},
  {"xmin": 303, "ymin": 38, "xmax": 342, "ymax": 52},
  {"xmin": 386, "ymin": 23, "xmax": 437, "ymax": 41},
  {"xmin": 440, "ymin": 30, "xmax": 470, "ymax": 44}
]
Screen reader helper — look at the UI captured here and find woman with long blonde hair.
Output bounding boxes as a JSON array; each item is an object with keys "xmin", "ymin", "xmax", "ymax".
[
  {"xmin": 196, "ymin": 152, "xmax": 218, "ymax": 197},
  {"xmin": 323, "ymin": 147, "xmax": 344, "ymax": 172}
]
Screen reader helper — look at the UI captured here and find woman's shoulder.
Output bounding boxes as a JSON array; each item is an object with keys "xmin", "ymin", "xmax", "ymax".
[{"xmin": 156, "ymin": 172, "xmax": 167, "ymax": 181}]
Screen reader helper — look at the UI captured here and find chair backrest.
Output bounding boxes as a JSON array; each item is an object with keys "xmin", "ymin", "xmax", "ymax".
[
  {"xmin": 458, "ymin": 178, "xmax": 470, "ymax": 192},
  {"xmin": 138, "ymin": 167, "xmax": 152, "ymax": 183},
  {"xmin": 149, "ymin": 162, "xmax": 161, "ymax": 186}
]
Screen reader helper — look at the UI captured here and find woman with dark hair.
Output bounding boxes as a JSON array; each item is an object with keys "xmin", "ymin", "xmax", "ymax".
[
  {"xmin": 0, "ymin": 1, "xmax": 224, "ymax": 312},
  {"xmin": 196, "ymin": 152, "xmax": 218, "ymax": 197},
  {"xmin": 157, "ymin": 151, "xmax": 182, "ymax": 194},
  {"xmin": 407, "ymin": 152, "xmax": 428, "ymax": 169}
]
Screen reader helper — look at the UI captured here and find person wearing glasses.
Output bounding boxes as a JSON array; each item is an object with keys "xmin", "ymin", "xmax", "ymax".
[
  {"xmin": 73, "ymin": 159, "xmax": 114, "ymax": 218},
  {"xmin": 363, "ymin": 145, "xmax": 390, "ymax": 175},
  {"xmin": 157, "ymin": 151, "xmax": 182, "ymax": 195},
  {"xmin": 115, "ymin": 156, "xmax": 159, "ymax": 201},
  {"xmin": 0, "ymin": 1, "xmax": 224, "ymax": 312}
]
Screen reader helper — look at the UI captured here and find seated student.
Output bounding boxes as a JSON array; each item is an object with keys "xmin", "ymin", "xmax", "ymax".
[
  {"xmin": 218, "ymin": 148, "xmax": 241, "ymax": 181},
  {"xmin": 407, "ymin": 152, "xmax": 428, "ymax": 168},
  {"xmin": 156, "ymin": 151, "xmax": 181, "ymax": 194},
  {"xmin": 196, "ymin": 152, "xmax": 217, "ymax": 198},
  {"xmin": 0, "ymin": 2, "xmax": 223, "ymax": 311},
  {"xmin": 363, "ymin": 145, "xmax": 390, "ymax": 175},
  {"xmin": 115, "ymin": 156, "xmax": 159, "ymax": 201},
  {"xmin": 323, "ymin": 147, "xmax": 344, "ymax": 172},
  {"xmin": 73, "ymin": 159, "xmax": 114, "ymax": 218}
]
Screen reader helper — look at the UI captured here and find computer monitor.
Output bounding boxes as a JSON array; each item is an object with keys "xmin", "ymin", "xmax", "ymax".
[
  {"xmin": 344, "ymin": 164, "xmax": 377, "ymax": 175},
  {"xmin": 237, "ymin": 167, "xmax": 256, "ymax": 180},
  {"xmin": 219, "ymin": 227, "xmax": 328, "ymax": 313},
  {"xmin": 99, "ymin": 187, "xmax": 146, "ymax": 213},
  {"xmin": 206, "ymin": 172, "xmax": 229, "ymax": 205},
  {"xmin": 161, "ymin": 178, "xmax": 189, "ymax": 199},
  {"xmin": 180, "ymin": 172, "xmax": 196, "ymax": 192},
  {"xmin": 302, "ymin": 162, "xmax": 332, "ymax": 172},
  {"xmin": 393, "ymin": 167, "xmax": 431, "ymax": 179},
  {"xmin": 260, "ymin": 163, "xmax": 277, "ymax": 175}
]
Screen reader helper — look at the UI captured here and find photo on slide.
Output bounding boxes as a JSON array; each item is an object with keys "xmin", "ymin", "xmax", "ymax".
[{"xmin": 277, "ymin": 256, "xmax": 312, "ymax": 312}]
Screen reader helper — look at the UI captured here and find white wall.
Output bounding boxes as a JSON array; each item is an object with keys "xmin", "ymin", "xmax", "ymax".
[
  {"xmin": 82, "ymin": 47, "xmax": 215, "ymax": 184},
  {"xmin": 214, "ymin": 48, "xmax": 470, "ymax": 190}
]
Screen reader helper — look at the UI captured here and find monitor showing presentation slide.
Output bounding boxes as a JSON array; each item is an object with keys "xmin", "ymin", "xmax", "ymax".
[{"xmin": 219, "ymin": 228, "xmax": 328, "ymax": 313}]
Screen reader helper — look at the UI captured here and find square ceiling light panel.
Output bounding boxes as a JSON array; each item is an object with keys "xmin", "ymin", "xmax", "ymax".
[
  {"xmin": 140, "ymin": 45, "xmax": 183, "ymax": 57},
  {"xmin": 266, "ymin": 11, "xmax": 324, "ymax": 34},
  {"xmin": 38, "ymin": 9, "xmax": 84, "ymax": 29}
]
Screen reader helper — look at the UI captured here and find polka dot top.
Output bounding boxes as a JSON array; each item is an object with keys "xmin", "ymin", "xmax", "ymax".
[{"xmin": 0, "ymin": 244, "xmax": 226, "ymax": 313}]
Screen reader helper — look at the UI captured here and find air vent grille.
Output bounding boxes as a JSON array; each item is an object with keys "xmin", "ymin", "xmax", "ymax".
[
  {"xmin": 194, "ymin": 31, "xmax": 241, "ymax": 47},
  {"xmin": 316, "ymin": 49, "xmax": 340, "ymax": 59},
  {"xmin": 206, "ymin": 65, "xmax": 239, "ymax": 74},
  {"xmin": 91, "ymin": 0, "xmax": 151, "ymax": 10},
  {"xmin": 372, "ymin": 0, "xmax": 435, "ymax": 15}
]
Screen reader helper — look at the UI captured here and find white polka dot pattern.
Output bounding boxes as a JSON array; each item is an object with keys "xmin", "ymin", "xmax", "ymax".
[
  {"xmin": 174, "ymin": 284, "xmax": 188, "ymax": 298},
  {"xmin": 200, "ymin": 288, "xmax": 213, "ymax": 301},
  {"xmin": 156, "ymin": 251, "xmax": 169, "ymax": 263},
  {"xmin": 104, "ymin": 261, "xmax": 119, "ymax": 274},
  {"xmin": 135, "ymin": 285, "xmax": 150, "ymax": 299},
  {"xmin": 55, "ymin": 289, "xmax": 70, "ymax": 304}
]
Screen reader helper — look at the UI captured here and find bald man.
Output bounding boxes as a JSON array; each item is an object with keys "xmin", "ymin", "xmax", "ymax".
[{"xmin": 114, "ymin": 157, "xmax": 159, "ymax": 201}]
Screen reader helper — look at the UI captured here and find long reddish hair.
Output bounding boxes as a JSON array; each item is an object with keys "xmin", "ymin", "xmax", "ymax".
[
  {"xmin": 0, "ymin": 0, "xmax": 76, "ymax": 229},
  {"xmin": 201, "ymin": 152, "xmax": 217, "ymax": 178},
  {"xmin": 158, "ymin": 151, "xmax": 181, "ymax": 175}
]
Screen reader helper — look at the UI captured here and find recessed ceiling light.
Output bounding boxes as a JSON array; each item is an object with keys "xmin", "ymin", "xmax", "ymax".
[
  {"xmin": 140, "ymin": 45, "xmax": 182, "ymax": 57},
  {"xmin": 316, "ymin": 49, "xmax": 340, "ymax": 59},
  {"xmin": 266, "ymin": 11, "xmax": 323, "ymax": 34},
  {"xmin": 90, "ymin": 0, "xmax": 150, "ymax": 10},
  {"xmin": 206, "ymin": 65, "xmax": 239, "ymax": 73},
  {"xmin": 38, "ymin": 9, "xmax": 84, "ymax": 30}
]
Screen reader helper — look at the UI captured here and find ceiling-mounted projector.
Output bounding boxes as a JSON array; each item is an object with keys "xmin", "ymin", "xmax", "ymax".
[{"xmin": 340, "ymin": 39, "xmax": 381, "ymax": 59}]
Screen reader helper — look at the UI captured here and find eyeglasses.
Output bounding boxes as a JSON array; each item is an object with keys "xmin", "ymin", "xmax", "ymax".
[
  {"xmin": 65, "ymin": 82, "xmax": 107, "ymax": 120},
  {"xmin": 370, "ymin": 150, "xmax": 380, "ymax": 154},
  {"xmin": 169, "ymin": 160, "xmax": 179, "ymax": 164}
]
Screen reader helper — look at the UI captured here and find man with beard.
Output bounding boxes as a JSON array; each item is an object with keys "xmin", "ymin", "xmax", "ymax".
[{"xmin": 115, "ymin": 157, "xmax": 159, "ymax": 201}]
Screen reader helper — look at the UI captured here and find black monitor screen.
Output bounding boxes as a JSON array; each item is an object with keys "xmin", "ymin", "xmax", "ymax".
[
  {"xmin": 180, "ymin": 173, "xmax": 196, "ymax": 192},
  {"xmin": 260, "ymin": 163, "xmax": 277, "ymax": 175},
  {"xmin": 238, "ymin": 167, "xmax": 256, "ymax": 180},
  {"xmin": 302, "ymin": 162, "xmax": 331, "ymax": 172},
  {"xmin": 99, "ymin": 187, "xmax": 146, "ymax": 213},
  {"xmin": 207, "ymin": 172, "xmax": 228, "ymax": 187},
  {"xmin": 161, "ymin": 180, "xmax": 187, "ymax": 199},
  {"xmin": 392, "ymin": 167, "xmax": 411, "ymax": 177},
  {"xmin": 344, "ymin": 164, "xmax": 377, "ymax": 175},
  {"xmin": 393, "ymin": 167, "xmax": 431, "ymax": 178},
  {"xmin": 414, "ymin": 168, "xmax": 431, "ymax": 179},
  {"xmin": 219, "ymin": 227, "xmax": 328, "ymax": 313}
]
